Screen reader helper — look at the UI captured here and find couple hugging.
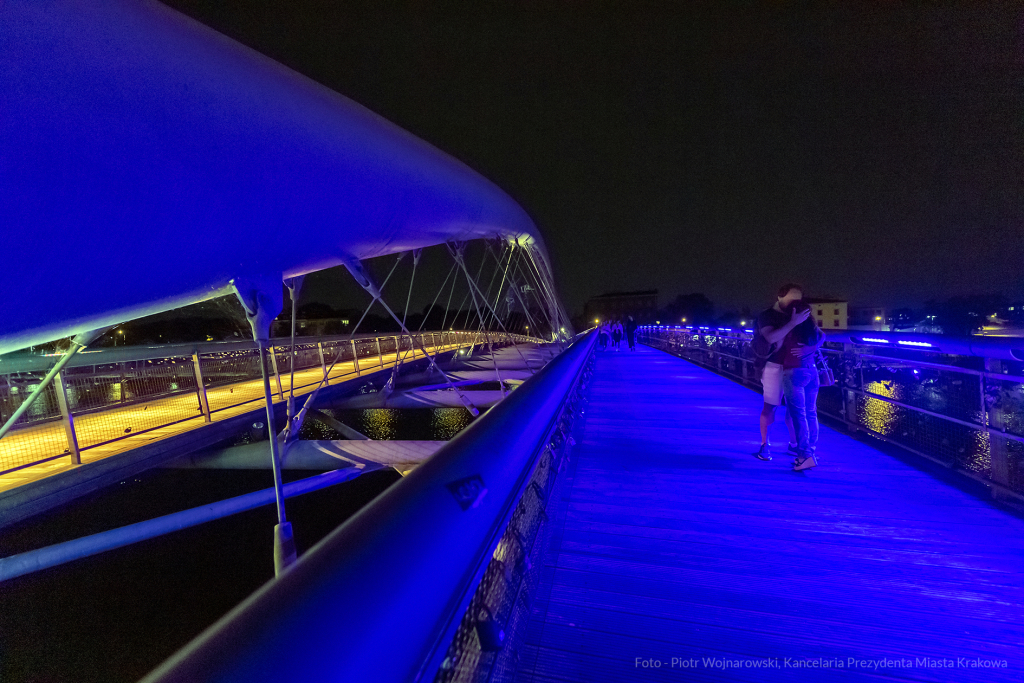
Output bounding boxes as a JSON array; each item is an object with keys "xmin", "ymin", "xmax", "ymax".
[{"xmin": 752, "ymin": 283, "xmax": 824, "ymax": 471}]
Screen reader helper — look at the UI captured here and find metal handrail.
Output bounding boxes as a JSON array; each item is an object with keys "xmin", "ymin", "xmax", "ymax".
[
  {"xmin": 142, "ymin": 330, "xmax": 597, "ymax": 683},
  {"xmin": 0, "ymin": 330, "xmax": 542, "ymax": 374},
  {"xmin": 637, "ymin": 324, "xmax": 1024, "ymax": 361},
  {"xmin": 639, "ymin": 325, "xmax": 1024, "ymax": 500}
]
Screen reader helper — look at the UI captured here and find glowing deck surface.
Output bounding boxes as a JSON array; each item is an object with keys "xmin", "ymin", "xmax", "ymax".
[
  {"xmin": 516, "ymin": 344, "xmax": 1024, "ymax": 682},
  {"xmin": 0, "ymin": 343, "xmax": 459, "ymax": 495}
]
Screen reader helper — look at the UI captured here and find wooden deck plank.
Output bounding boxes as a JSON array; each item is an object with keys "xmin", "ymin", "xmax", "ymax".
[{"xmin": 514, "ymin": 345, "xmax": 1024, "ymax": 683}]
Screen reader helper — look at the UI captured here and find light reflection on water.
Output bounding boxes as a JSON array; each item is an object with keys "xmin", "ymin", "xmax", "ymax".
[
  {"xmin": 431, "ymin": 408, "xmax": 474, "ymax": 440},
  {"xmin": 308, "ymin": 407, "xmax": 476, "ymax": 441},
  {"xmin": 857, "ymin": 374, "xmax": 992, "ymax": 474},
  {"xmin": 862, "ymin": 381, "xmax": 901, "ymax": 436},
  {"xmin": 361, "ymin": 408, "xmax": 399, "ymax": 440}
]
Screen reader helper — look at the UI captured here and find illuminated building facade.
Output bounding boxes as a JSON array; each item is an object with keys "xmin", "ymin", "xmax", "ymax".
[{"xmin": 805, "ymin": 297, "xmax": 848, "ymax": 329}]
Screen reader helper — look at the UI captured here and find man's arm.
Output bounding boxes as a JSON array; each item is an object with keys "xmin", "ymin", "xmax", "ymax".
[
  {"xmin": 790, "ymin": 325, "xmax": 826, "ymax": 358},
  {"xmin": 761, "ymin": 308, "xmax": 810, "ymax": 345}
]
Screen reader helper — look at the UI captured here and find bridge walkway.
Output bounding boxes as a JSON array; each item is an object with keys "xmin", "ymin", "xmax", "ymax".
[
  {"xmin": 0, "ymin": 340, "xmax": 482, "ymax": 496},
  {"xmin": 515, "ymin": 344, "xmax": 1024, "ymax": 682}
]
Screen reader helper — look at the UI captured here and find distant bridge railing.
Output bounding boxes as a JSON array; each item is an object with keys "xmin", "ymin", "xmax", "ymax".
[
  {"xmin": 143, "ymin": 330, "xmax": 596, "ymax": 683},
  {"xmin": 640, "ymin": 325, "xmax": 1024, "ymax": 501},
  {"xmin": 0, "ymin": 331, "xmax": 536, "ymax": 475}
]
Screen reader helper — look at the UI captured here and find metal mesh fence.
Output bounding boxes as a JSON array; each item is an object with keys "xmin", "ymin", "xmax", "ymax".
[
  {"xmin": 0, "ymin": 370, "xmax": 68, "ymax": 474},
  {"xmin": 64, "ymin": 357, "xmax": 203, "ymax": 448},
  {"xmin": 200, "ymin": 349, "xmax": 266, "ymax": 410},
  {"xmin": 432, "ymin": 352, "xmax": 591, "ymax": 683},
  {"xmin": 642, "ymin": 329, "xmax": 1024, "ymax": 498}
]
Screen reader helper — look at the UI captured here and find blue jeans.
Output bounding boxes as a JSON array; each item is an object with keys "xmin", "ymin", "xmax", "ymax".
[{"xmin": 783, "ymin": 368, "xmax": 819, "ymax": 456}]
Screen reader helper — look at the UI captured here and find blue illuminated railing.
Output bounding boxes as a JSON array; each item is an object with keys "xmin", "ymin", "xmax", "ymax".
[
  {"xmin": 142, "ymin": 331, "xmax": 596, "ymax": 683},
  {"xmin": 640, "ymin": 325, "xmax": 1024, "ymax": 501}
]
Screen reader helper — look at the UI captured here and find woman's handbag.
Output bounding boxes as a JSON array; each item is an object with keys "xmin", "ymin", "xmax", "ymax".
[{"xmin": 815, "ymin": 350, "xmax": 836, "ymax": 387}]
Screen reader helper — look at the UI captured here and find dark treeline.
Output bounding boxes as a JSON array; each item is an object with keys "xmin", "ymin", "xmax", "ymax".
[{"xmin": 70, "ymin": 298, "xmax": 545, "ymax": 350}]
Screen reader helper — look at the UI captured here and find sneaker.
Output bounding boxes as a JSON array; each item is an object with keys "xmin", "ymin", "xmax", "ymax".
[
  {"xmin": 753, "ymin": 444, "xmax": 772, "ymax": 461},
  {"xmin": 787, "ymin": 443, "xmax": 799, "ymax": 457},
  {"xmin": 793, "ymin": 455, "xmax": 817, "ymax": 471}
]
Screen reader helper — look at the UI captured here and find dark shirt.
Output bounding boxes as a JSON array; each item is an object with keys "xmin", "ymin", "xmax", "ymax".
[{"xmin": 756, "ymin": 306, "xmax": 790, "ymax": 365}]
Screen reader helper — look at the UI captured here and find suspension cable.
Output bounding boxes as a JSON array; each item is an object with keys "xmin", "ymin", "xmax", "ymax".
[
  {"xmin": 493, "ymin": 243, "xmax": 540, "ymax": 335},
  {"xmin": 451, "ymin": 243, "xmax": 536, "ymax": 374},
  {"xmin": 285, "ymin": 254, "xmax": 407, "ymax": 439},
  {"xmin": 438, "ymin": 260, "xmax": 460, "ymax": 334},
  {"xmin": 453, "ymin": 244, "xmax": 507, "ymax": 396},
  {"xmin": 390, "ymin": 249, "xmax": 421, "ymax": 377}
]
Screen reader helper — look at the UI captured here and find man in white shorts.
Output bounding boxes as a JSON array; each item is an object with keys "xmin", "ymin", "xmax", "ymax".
[{"xmin": 752, "ymin": 283, "xmax": 809, "ymax": 461}]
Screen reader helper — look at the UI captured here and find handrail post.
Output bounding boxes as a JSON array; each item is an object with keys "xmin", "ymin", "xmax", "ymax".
[
  {"xmin": 53, "ymin": 371, "xmax": 81, "ymax": 465},
  {"xmin": 192, "ymin": 352, "xmax": 211, "ymax": 423},
  {"xmin": 269, "ymin": 345, "xmax": 284, "ymax": 400},
  {"xmin": 376, "ymin": 337, "xmax": 383, "ymax": 368},
  {"xmin": 317, "ymin": 341, "xmax": 329, "ymax": 385},
  {"xmin": 842, "ymin": 343, "xmax": 859, "ymax": 432},
  {"xmin": 351, "ymin": 339, "xmax": 361, "ymax": 375},
  {"xmin": 984, "ymin": 358, "xmax": 1011, "ymax": 499}
]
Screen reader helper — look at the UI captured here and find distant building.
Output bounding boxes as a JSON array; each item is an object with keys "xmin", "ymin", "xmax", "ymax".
[
  {"xmin": 270, "ymin": 317, "xmax": 351, "ymax": 338},
  {"xmin": 584, "ymin": 290, "xmax": 658, "ymax": 324},
  {"xmin": 849, "ymin": 305, "xmax": 888, "ymax": 331},
  {"xmin": 805, "ymin": 298, "xmax": 848, "ymax": 330}
]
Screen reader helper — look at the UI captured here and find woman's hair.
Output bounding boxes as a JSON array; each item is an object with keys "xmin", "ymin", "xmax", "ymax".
[
  {"xmin": 789, "ymin": 301, "xmax": 819, "ymax": 345},
  {"xmin": 777, "ymin": 282, "xmax": 803, "ymax": 298}
]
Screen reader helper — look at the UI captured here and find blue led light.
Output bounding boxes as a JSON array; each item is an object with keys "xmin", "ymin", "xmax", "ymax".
[
  {"xmin": 861, "ymin": 337, "xmax": 889, "ymax": 344},
  {"xmin": 897, "ymin": 340, "xmax": 933, "ymax": 347}
]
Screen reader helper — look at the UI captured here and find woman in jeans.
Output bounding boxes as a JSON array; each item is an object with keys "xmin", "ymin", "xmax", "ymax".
[{"xmin": 781, "ymin": 302, "xmax": 824, "ymax": 470}]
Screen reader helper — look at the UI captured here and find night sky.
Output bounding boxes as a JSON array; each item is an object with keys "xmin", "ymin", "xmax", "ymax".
[{"xmin": 163, "ymin": 1, "xmax": 1024, "ymax": 315}]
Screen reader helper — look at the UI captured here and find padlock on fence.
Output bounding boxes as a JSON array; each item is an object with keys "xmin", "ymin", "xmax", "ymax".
[{"xmin": 475, "ymin": 606, "xmax": 506, "ymax": 652}]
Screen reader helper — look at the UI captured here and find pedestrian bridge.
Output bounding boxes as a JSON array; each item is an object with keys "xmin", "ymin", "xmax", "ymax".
[
  {"xmin": 2, "ymin": 331, "xmax": 1023, "ymax": 682},
  {"xmin": 3, "ymin": 2, "xmax": 1023, "ymax": 680}
]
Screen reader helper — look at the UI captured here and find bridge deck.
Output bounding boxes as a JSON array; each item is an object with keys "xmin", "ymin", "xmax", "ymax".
[
  {"xmin": 0, "ymin": 341, "xmax": 484, "ymax": 495},
  {"xmin": 516, "ymin": 344, "xmax": 1024, "ymax": 682}
]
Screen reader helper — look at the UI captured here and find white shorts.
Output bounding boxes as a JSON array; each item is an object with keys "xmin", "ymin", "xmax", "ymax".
[{"xmin": 761, "ymin": 362, "xmax": 784, "ymax": 406}]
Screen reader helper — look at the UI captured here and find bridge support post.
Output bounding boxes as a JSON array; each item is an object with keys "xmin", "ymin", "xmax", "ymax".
[
  {"xmin": 192, "ymin": 353, "xmax": 211, "ymax": 423},
  {"xmin": 258, "ymin": 340, "xmax": 296, "ymax": 574},
  {"xmin": 53, "ymin": 371, "xmax": 81, "ymax": 465},
  {"xmin": 231, "ymin": 276, "xmax": 294, "ymax": 576},
  {"xmin": 984, "ymin": 358, "xmax": 1011, "ymax": 500},
  {"xmin": 317, "ymin": 341, "xmax": 329, "ymax": 384}
]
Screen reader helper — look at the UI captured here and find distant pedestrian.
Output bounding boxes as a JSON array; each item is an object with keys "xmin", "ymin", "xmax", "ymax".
[
  {"xmin": 781, "ymin": 301, "xmax": 825, "ymax": 471},
  {"xmin": 612, "ymin": 320, "xmax": 623, "ymax": 350},
  {"xmin": 598, "ymin": 321, "xmax": 610, "ymax": 350},
  {"xmin": 625, "ymin": 315, "xmax": 638, "ymax": 351}
]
